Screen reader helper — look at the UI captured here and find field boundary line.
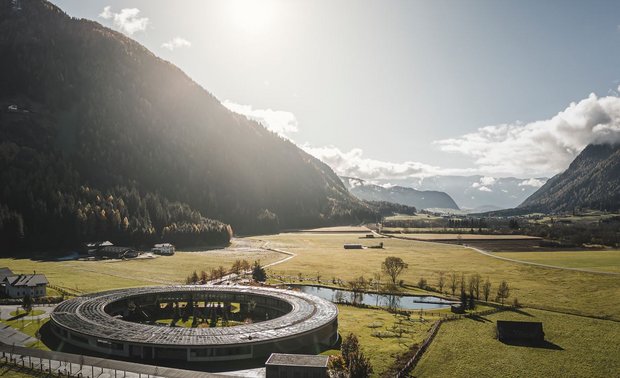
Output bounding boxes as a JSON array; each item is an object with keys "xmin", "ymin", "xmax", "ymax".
[
  {"xmin": 464, "ymin": 245, "xmax": 620, "ymax": 276},
  {"xmin": 380, "ymin": 232, "xmax": 620, "ymax": 276}
]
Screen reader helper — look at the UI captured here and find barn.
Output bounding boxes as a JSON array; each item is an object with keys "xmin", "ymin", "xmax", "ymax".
[{"xmin": 496, "ymin": 320, "xmax": 544, "ymax": 344}]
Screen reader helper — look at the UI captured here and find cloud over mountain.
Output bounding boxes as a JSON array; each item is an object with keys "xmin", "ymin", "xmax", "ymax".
[
  {"xmin": 162, "ymin": 37, "xmax": 191, "ymax": 51},
  {"xmin": 99, "ymin": 6, "xmax": 148, "ymax": 36},
  {"xmin": 301, "ymin": 145, "xmax": 472, "ymax": 180},
  {"xmin": 435, "ymin": 93, "xmax": 620, "ymax": 176},
  {"xmin": 222, "ymin": 101, "xmax": 298, "ymax": 137}
]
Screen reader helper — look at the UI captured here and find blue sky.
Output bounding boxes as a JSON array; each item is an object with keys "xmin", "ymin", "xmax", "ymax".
[{"xmin": 51, "ymin": 0, "xmax": 620, "ymax": 181}]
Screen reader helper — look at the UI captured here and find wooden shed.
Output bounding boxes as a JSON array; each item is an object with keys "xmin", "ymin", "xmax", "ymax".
[{"xmin": 496, "ymin": 320, "xmax": 544, "ymax": 344}]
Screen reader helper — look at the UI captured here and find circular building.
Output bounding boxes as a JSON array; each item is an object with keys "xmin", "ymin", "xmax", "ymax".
[{"xmin": 50, "ymin": 285, "xmax": 338, "ymax": 362}]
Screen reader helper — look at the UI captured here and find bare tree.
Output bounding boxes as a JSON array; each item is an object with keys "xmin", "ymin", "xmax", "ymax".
[
  {"xmin": 483, "ymin": 277, "xmax": 492, "ymax": 302},
  {"xmin": 381, "ymin": 257, "xmax": 408, "ymax": 286},
  {"xmin": 437, "ymin": 271, "xmax": 445, "ymax": 293},
  {"xmin": 497, "ymin": 280, "xmax": 510, "ymax": 305},
  {"xmin": 472, "ymin": 273, "xmax": 481, "ymax": 299},
  {"xmin": 449, "ymin": 271, "xmax": 458, "ymax": 296}
]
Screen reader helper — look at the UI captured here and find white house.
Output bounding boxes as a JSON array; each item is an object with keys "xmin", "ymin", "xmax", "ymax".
[{"xmin": 2, "ymin": 272, "xmax": 48, "ymax": 298}]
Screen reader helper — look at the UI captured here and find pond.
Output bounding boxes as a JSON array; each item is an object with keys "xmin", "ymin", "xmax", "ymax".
[{"xmin": 295, "ymin": 285, "xmax": 457, "ymax": 310}]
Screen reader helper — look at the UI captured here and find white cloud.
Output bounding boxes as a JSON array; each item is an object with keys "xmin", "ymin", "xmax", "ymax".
[
  {"xmin": 434, "ymin": 93, "xmax": 620, "ymax": 176},
  {"xmin": 99, "ymin": 6, "xmax": 149, "ymax": 35},
  {"xmin": 162, "ymin": 37, "xmax": 192, "ymax": 51},
  {"xmin": 472, "ymin": 176, "xmax": 496, "ymax": 191},
  {"xmin": 519, "ymin": 178, "xmax": 546, "ymax": 188},
  {"xmin": 302, "ymin": 145, "xmax": 474, "ymax": 180},
  {"xmin": 222, "ymin": 100, "xmax": 298, "ymax": 137}
]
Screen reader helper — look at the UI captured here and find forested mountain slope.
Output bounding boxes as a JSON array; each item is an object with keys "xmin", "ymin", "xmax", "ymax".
[
  {"xmin": 519, "ymin": 143, "xmax": 620, "ymax": 213},
  {"xmin": 0, "ymin": 0, "xmax": 374, "ymax": 252}
]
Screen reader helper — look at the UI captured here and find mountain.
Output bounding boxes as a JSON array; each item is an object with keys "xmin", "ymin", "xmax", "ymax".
[
  {"xmin": 519, "ymin": 143, "xmax": 620, "ymax": 213},
  {"xmin": 0, "ymin": 0, "xmax": 375, "ymax": 252},
  {"xmin": 341, "ymin": 177, "xmax": 459, "ymax": 210},
  {"xmin": 362, "ymin": 175, "xmax": 547, "ymax": 210}
]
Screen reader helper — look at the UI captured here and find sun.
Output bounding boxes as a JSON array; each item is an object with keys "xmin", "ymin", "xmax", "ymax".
[{"xmin": 227, "ymin": 0, "xmax": 277, "ymax": 33}]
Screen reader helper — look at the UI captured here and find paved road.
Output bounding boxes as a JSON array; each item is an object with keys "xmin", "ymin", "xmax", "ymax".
[{"xmin": 0, "ymin": 324, "xmax": 37, "ymax": 347}]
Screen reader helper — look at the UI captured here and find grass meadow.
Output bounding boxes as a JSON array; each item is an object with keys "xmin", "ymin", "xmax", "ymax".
[
  {"xmin": 256, "ymin": 233, "xmax": 620, "ymax": 320},
  {"xmin": 413, "ymin": 308, "xmax": 620, "ymax": 377},
  {"xmin": 494, "ymin": 250, "xmax": 620, "ymax": 273},
  {"xmin": 0, "ymin": 240, "xmax": 283, "ymax": 294}
]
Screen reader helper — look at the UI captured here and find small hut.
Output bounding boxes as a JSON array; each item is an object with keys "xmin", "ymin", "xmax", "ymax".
[{"xmin": 496, "ymin": 320, "xmax": 544, "ymax": 344}]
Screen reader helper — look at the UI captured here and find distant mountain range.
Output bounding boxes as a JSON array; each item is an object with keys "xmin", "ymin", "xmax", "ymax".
[
  {"xmin": 346, "ymin": 175, "xmax": 547, "ymax": 211},
  {"xmin": 0, "ymin": 0, "xmax": 376, "ymax": 251},
  {"xmin": 340, "ymin": 177, "xmax": 459, "ymax": 210},
  {"xmin": 519, "ymin": 143, "xmax": 620, "ymax": 213}
]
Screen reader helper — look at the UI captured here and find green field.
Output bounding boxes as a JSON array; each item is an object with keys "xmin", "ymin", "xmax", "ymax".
[
  {"xmin": 413, "ymin": 308, "xmax": 620, "ymax": 377},
  {"xmin": 333, "ymin": 305, "xmax": 439, "ymax": 375},
  {"xmin": 1, "ymin": 232, "xmax": 619, "ymax": 377},
  {"xmin": 9, "ymin": 310, "xmax": 45, "ymax": 317},
  {"xmin": 494, "ymin": 250, "xmax": 620, "ymax": 273},
  {"xmin": 0, "ymin": 240, "xmax": 282, "ymax": 294},
  {"xmin": 256, "ymin": 233, "xmax": 620, "ymax": 320}
]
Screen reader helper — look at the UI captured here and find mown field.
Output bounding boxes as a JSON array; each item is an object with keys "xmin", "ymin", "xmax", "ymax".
[
  {"xmin": 494, "ymin": 250, "xmax": 620, "ymax": 273},
  {"xmin": 0, "ymin": 239, "xmax": 282, "ymax": 294},
  {"xmin": 413, "ymin": 308, "xmax": 620, "ymax": 377},
  {"xmin": 255, "ymin": 233, "xmax": 620, "ymax": 320}
]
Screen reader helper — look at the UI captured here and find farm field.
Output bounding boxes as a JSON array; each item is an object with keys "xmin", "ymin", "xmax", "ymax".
[
  {"xmin": 0, "ymin": 239, "xmax": 282, "ymax": 294},
  {"xmin": 255, "ymin": 233, "xmax": 620, "ymax": 320},
  {"xmin": 413, "ymin": 308, "xmax": 620, "ymax": 377},
  {"xmin": 493, "ymin": 250, "xmax": 620, "ymax": 273}
]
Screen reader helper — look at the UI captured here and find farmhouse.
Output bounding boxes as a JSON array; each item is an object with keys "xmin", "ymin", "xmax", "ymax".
[
  {"xmin": 1, "ymin": 270, "xmax": 48, "ymax": 298},
  {"xmin": 96, "ymin": 246, "xmax": 138, "ymax": 259},
  {"xmin": 496, "ymin": 320, "xmax": 545, "ymax": 344},
  {"xmin": 152, "ymin": 243, "xmax": 175, "ymax": 256},
  {"xmin": 265, "ymin": 353, "xmax": 329, "ymax": 378}
]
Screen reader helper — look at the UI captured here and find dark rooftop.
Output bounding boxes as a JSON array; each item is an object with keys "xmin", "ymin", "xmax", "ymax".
[
  {"xmin": 51, "ymin": 285, "xmax": 338, "ymax": 346},
  {"xmin": 5, "ymin": 274, "xmax": 48, "ymax": 287},
  {"xmin": 265, "ymin": 353, "xmax": 329, "ymax": 367},
  {"xmin": 0, "ymin": 267, "xmax": 14, "ymax": 281}
]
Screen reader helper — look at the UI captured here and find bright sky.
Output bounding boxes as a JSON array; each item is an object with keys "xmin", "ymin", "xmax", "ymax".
[{"xmin": 51, "ymin": 0, "xmax": 620, "ymax": 180}]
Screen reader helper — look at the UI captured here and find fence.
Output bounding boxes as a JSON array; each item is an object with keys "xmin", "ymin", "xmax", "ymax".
[
  {"xmin": 395, "ymin": 305, "xmax": 516, "ymax": 377},
  {"xmin": 0, "ymin": 342, "xmax": 217, "ymax": 378}
]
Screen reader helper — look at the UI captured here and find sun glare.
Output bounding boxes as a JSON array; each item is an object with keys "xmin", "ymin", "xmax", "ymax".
[{"xmin": 228, "ymin": 0, "xmax": 277, "ymax": 33}]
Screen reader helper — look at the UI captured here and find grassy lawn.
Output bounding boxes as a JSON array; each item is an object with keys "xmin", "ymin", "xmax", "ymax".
[
  {"xmin": 334, "ymin": 305, "xmax": 439, "ymax": 376},
  {"xmin": 494, "ymin": 250, "xmax": 620, "ymax": 273},
  {"xmin": 256, "ymin": 233, "xmax": 620, "ymax": 320},
  {"xmin": 413, "ymin": 308, "xmax": 620, "ymax": 377},
  {"xmin": 8, "ymin": 310, "xmax": 45, "ymax": 317},
  {"xmin": 0, "ymin": 240, "xmax": 283, "ymax": 294},
  {"xmin": 0, "ymin": 317, "xmax": 49, "ymax": 351}
]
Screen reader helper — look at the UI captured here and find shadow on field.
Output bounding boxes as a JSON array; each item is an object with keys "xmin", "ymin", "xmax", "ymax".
[
  {"xmin": 510, "ymin": 308, "xmax": 535, "ymax": 317},
  {"xmin": 7, "ymin": 313, "xmax": 28, "ymax": 321},
  {"xmin": 468, "ymin": 314, "xmax": 492, "ymax": 323},
  {"xmin": 500, "ymin": 339, "xmax": 564, "ymax": 350}
]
